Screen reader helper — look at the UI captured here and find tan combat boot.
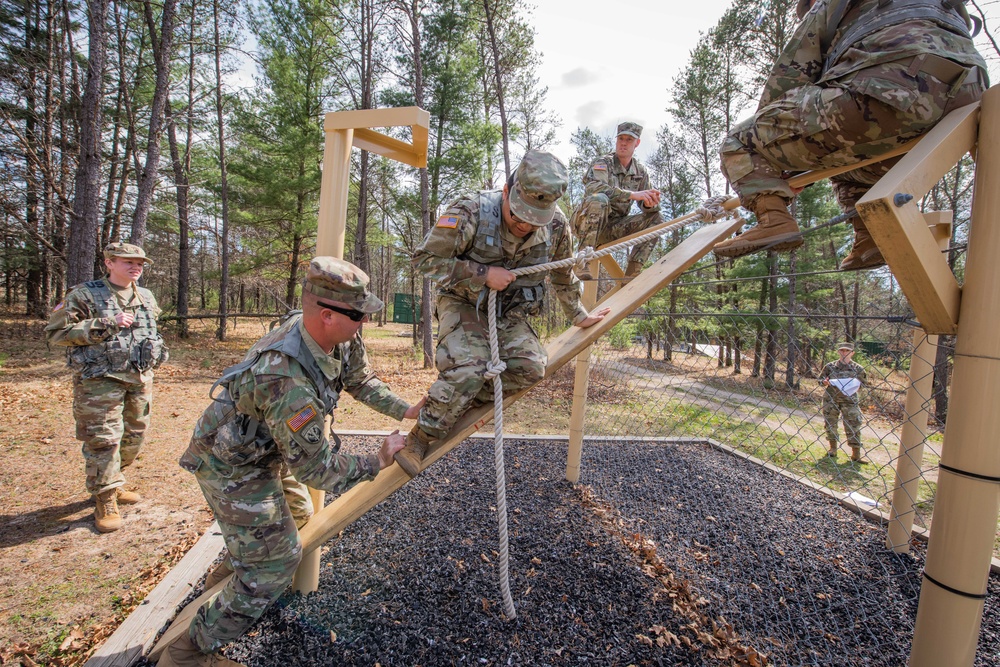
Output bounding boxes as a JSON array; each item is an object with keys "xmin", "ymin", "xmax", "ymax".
[
  {"xmin": 94, "ymin": 489, "xmax": 122, "ymax": 533},
  {"xmin": 204, "ymin": 557, "xmax": 234, "ymax": 590},
  {"xmin": 394, "ymin": 427, "xmax": 433, "ymax": 478},
  {"xmin": 827, "ymin": 442, "xmax": 838, "ymax": 459},
  {"xmin": 713, "ymin": 195, "xmax": 803, "ymax": 258},
  {"xmin": 158, "ymin": 633, "xmax": 245, "ymax": 667},
  {"xmin": 116, "ymin": 487, "xmax": 142, "ymax": 504},
  {"xmin": 851, "ymin": 446, "xmax": 869, "ymax": 465},
  {"xmin": 840, "ymin": 221, "xmax": 885, "ymax": 271}
]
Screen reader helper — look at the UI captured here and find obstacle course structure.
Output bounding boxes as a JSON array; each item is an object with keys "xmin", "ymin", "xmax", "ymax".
[{"xmin": 88, "ymin": 88, "xmax": 1000, "ymax": 666}]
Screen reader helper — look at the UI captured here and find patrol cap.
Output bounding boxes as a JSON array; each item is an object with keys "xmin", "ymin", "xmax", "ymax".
[
  {"xmin": 837, "ymin": 342, "xmax": 854, "ymax": 351},
  {"xmin": 303, "ymin": 257, "xmax": 384, "ymax": 313},
  {"xmin": 508, "ymin": 149, "xmax": 568, "ymax": 227},
  {"xmin": 104, "ymin": 242, "xmax": 153, "ymax": 265},
  {"xmin": 616, "ymin": 122, "xmax": 642, "ymax": 139}
]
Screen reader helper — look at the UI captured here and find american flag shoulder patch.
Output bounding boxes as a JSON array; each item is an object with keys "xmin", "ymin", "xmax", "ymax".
[
  {"xmin": 53, "ymin": 302, "xmax": 64, "ymax": 312},
  {"xmin": 287, "ymin": 405, "xmax": 317, "ymax": 432},
  {"xmin": 437, "ymin": 215, "xmax": 459, "ymax": 229},
  {"xmin": 592, "ymin": 163, "xmax": 607, "ymax": 171}
]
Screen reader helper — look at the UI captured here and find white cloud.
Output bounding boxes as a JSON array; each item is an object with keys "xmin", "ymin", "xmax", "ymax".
[{"xmin": 561, "ymin": 67, "xmax": 600, "ymax": 87}]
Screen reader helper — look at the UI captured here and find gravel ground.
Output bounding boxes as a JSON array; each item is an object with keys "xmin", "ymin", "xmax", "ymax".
[{"xmin": 200, "ymin": 436, "xmax": 998, "ymax": 667}]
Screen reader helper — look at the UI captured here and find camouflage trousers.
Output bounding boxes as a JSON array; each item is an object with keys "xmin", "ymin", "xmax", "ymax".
[
  {"xmin": 822, "ymin": 392, "xmax": 863, "ymax": 448},
  {"xmin": 571, "ymin": 193, "xmax": 660, "ymax": 265},
  {"xmin": 417, "ymin": 295, "xmax": 546, "ymax": 440},
  {"xmin": 73, "ymin": 374, "xmax": 153, "ymax": 495},
  {"xmin": 183, "ymin": 448, "xmax": 313, "ymax": 652},
  {"xmin": 720, "ymin": 59, "xmax": 984, "ymax": 211}
]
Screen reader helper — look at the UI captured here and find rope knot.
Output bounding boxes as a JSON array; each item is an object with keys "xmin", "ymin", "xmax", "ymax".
[
  {"xmin": 574, "ymin": 246, "xmax": 597, "ymax": 273},
  {"xmin": 484, "ymin": 360, "xmax": 507, "ymax": 380},
  {"xmin": 696, "ymin": 195, "xmax": 730, "ymax": 222}
]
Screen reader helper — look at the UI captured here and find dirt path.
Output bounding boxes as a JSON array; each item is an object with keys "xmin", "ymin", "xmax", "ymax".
[{"xmin": 599, "ymin": 357, "xmax": 941, "ymax": 484}]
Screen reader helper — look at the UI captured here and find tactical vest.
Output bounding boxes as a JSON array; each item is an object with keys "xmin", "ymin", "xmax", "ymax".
[
  {"xmin": 823, "ymin": 0, "xmax": 974, "ymax": 72},
  {"xmin": 68, "ymin": 279, "xmax": 165, "ymax": 380},
  {"xmin": 440, "ymin": 191, "xmax": 549, "ymax": 316},
  {"xmin": 204, "ymin": 314, "xmax": 344, "ymax": 467}
]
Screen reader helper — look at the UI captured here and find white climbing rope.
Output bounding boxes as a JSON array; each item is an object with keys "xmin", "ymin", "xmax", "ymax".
[{"xmin": 481, "ymin": 198, "xmax": 732, "ymax": 621}]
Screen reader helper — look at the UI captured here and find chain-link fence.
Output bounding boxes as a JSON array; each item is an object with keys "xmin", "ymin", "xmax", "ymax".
[{"xmin": 550, "ymin": 265, "xmax": 1000, "ymax": 664}]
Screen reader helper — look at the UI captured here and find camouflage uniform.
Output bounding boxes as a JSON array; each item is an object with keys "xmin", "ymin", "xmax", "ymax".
[
  {"xmin": 178, "ymin": 258, "xmax": 410, "ymax": 654},
  {"xmin": 572, "ymin": 123, "xmax": 660, "ymax": 268},
  {"xmin": 720, "ymin": 0, "xmax": 987, "ymax": 212},
  {"xmin": 819, "ymin": 357, "xmax": 868, "ymax": 447},
  {"xmin": 412, "ymin": 150, "xmax": 588, "ymax": 441},
  {"xmin": 45, "ymin": 248, "xmax": 166, "ymax": 496}
]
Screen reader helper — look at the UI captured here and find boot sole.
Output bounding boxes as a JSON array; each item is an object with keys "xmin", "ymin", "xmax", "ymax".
[
  {"xmin": 713, "ymin": 233, "xmax": 804, "ymax": 258},
  {"xmin": 840, "ymin": 255, "xmax": 886, "ymax": 271},
  {"xmin": 394, "ymin": 453, "xmax": 422, "ymax": 478}
]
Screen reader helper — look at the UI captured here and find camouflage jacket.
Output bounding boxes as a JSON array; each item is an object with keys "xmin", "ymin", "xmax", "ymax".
[
  {"xmin": 583, "ymin": 154, "xmax": 659, "ymax": 220},
  {"xmin": 820, "ymin": 359, "xmax": 867, "ymax": 398},
  {"xmin": 761, "ymin": 0, "xmax": 987, "ymax": 109},
  {"xmin": 413, "ymin": 191, "xmax": 588, "ymax": 324},
  {"xmin": 183, "ymin": 315, "xmax": 409, "ymax": 493},
  {"xmin": 45, "ymin": 277, "xmax": 162, "ymax": 382}
]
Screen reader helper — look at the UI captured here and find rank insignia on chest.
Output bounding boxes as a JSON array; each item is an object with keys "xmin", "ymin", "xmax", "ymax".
[
  {"xmin": 592, "ymin": 163, "xmax": 607, "ymax": 171},
  {"xmin": 287, "ymin": 405, "xmax": 317, "ymax": 432},
  {"xmin": 437, "ymin": 215, "xmax": 459, "ymax": 229}
]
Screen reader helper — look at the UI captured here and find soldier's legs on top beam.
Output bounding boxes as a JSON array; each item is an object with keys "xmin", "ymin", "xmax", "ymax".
[{"xmin": 718, "ymin": 66, "xmax": 983, "ymax": 259}]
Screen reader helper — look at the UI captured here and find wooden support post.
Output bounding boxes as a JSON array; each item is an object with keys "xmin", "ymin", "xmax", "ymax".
[
  {"xmin": 566, "ymin": 276, "xmax": 599, "ymax": 483},
  {"xmin": 909, "ymin": 85, "xmax": 1000, "ymax": 667},
  {"xmin": 317, "ymin": 128, "xmax": 352, "ymax": 257},
  {"xmin": 887, "ymin": 214, "xmax": 950, "ymax": 553}
]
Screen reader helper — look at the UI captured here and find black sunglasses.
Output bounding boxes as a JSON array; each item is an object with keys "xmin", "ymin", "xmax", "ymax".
[{"xmin": 318, "ymin": 300, "xmax": 367, "ymax": 322}]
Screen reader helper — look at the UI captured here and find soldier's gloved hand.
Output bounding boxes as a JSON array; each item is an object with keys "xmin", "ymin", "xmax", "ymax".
[
  {"xmin": 403, "ymin": 396, "xmax": 427, "ymax": 420},
  {"xmin": 378, "ymin": 430, "xmax": 406, "ymax": 469},
  {"xmin": 485, "ymin": 266, "xmax": 516, "ymax": 291}
]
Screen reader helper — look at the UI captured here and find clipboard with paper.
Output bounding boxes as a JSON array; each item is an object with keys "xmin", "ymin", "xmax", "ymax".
[{"xmin": 828, "ymin": 378, "xmax": 861, "ymax": 397}]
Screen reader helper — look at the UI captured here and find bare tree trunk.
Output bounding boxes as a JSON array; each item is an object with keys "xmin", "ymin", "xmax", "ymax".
[
  {"xmin": 764, "ymin": 251, "xmax": 778, "ymax": 385},
  {"xmin": 785, "ymin": 248, "xmax": 797, "ymax": 389},
  {"xmin": 67, "ymin": 0, "xmax": 109, "ymax": 286},
  {"xmin": 482, "ymin": 0, "xmax": 510, "ymax": 177},
  {"xmin": 213, "ymin": 0, "xmax": 230, "ymax": 339},
  {"xmin": 131, "ymin": 0, "xmax": 177, "ymax": 245}
]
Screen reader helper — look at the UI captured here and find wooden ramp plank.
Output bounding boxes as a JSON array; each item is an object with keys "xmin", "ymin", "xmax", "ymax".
[{"xmin": 86, "ymin": 523, "xmax": 224, "ymax": 667}]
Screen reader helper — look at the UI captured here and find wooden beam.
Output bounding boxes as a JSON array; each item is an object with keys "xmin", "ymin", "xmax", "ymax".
[
  {"xmin": 603, "ymin": 135, "xmax": 922, "ymax": 252},
  {"xmin": 91, "ymin": 525, "xmax": 224, "ymax": 666},
  {"xmin": 322, "ymin": 107, "xmax": 430, "ymax": 169}
]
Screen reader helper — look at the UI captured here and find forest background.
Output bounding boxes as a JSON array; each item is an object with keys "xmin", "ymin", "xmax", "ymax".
[{"xmin": 1, "ymin": 0, "xmax": 1000, "ymax": 391}]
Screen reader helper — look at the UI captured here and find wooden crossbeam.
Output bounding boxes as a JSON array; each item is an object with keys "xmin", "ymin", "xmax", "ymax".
[
  {"xmin": 322, "ymin": 107, "xmax": 429, "ymax": 168},
  {"xmin": 856, "ymin": 102, "xmax": 980, "ymax": 334}
]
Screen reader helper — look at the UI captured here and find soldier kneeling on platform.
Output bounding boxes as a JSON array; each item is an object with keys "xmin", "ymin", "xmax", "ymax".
[{"xmin": 160, "ymin": 258, "xmax": 423, "ymax": 667}]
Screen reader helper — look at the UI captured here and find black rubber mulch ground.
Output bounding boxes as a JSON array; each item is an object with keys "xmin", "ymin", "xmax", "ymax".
[{"xmin": 220, "ymin": 436, "xmax": 999, "ymax": 667}]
